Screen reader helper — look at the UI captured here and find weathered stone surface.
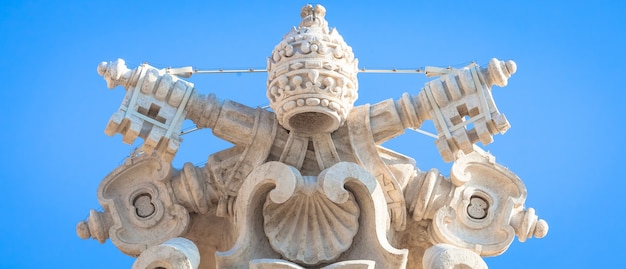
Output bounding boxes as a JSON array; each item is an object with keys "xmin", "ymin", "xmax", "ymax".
[
  {"xmin": 132, "ymin": 237, "xmax": 200, "ymax": 269},
  {"xmin": 78, "ymin": 4, "xmax": 547, "ymax": 269},
  {"xmin": 422, "ymin": 244, "xmax": 487, "ymax": 269}
]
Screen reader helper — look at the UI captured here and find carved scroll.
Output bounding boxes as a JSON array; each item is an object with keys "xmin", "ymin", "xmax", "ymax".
[
  {"xmin": 78, "ymin": 154, "xmax": 190, "ymax": 256},
  {"xmin": 429, "ymin": 150, "xmax": 547, "ymax": 256},
  {"xmin": 216, "ymin": 162, "xmax": 407, "ymax": 269}
]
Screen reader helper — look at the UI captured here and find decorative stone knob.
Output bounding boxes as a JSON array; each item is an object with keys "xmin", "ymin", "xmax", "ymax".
[
  {"xmin": 76, "ymin": 209, "xmax": 111, "ymax": 244},
  {"xmin": 534, "ymin": 219, "xmax": 549, "ymax": 238},
  {"xmin": 482, "ymin": 58, "xmax": 517, "ymax": 87},
  {"xmin": 98, "ymin": 58, "xmax": 134, "ymax": 89},
  {"xmin": 511, "ymin": 207, "xmax": 549, "ymax": 242}
]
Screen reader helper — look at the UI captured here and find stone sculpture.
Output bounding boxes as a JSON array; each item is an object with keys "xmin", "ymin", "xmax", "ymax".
[{"xmin": 77, "ymin": 4, "xmax": 548, "ymax": 269}]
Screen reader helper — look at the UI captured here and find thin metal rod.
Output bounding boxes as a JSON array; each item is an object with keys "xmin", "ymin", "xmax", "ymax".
[
  {"xmin": 194, "ymin": 68, "xmax": 267, "ymax": 74},
  {"xmin": 166, "ymin": 61, "xmax": 476, "ymax": 77},
  {"xmin": 359, "ymin": 68, "xmax": 425, "ymax": 73},
  {"xmin": 193, "ymin": 68, "xmax": 426, "ymax": 74},
  {"xmin": 181, "ymin": 126, "xmax": 200, "ymax": 135},
  {"xmin": 409, "ymin": 128, "xmax": 438, "ymax": 139},
  {"xmin": 188, "ymin": 68, "xmax": 443, "ymax": 74}
]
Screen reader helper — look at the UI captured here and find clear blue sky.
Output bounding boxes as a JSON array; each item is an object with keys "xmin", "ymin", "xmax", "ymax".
[{"xmin": 1, "ymin": 1, "xmax": 624, "ymax": 268}]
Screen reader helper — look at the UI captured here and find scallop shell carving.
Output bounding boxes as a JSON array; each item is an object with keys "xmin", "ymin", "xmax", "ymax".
[{"xmin": 263, "ymin": 177, "xmax": 360, "ymax": 265}]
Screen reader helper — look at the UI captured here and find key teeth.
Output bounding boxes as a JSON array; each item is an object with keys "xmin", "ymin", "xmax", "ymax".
[
  {"xmin": 167, "ymin": 138, "xmax": 180, "ymax": 153},
  {"xmin": 98, "ymin": 59, "xmax": 191, "ymax": 163},
  {"xmin": 141, "ymin": 128, "xmax": 180, "ymax": 163},
  {"xmin": 105, "ymin": 111, "xmax": 125, "ymax": 136},
  {"xmin": 156, "ymin": 137, "xmax": 179, "ymax": 163},
  {"xmin": 143, "ymin": 126, "xmax": 161, "ymax": 152},
  {"xmin": 436, "ymin": 137, "xmax": 455, "ymax": 163},
  {"xmin": 475, "ymin": 122, "xmax": 494, "ymax": 145},
  {"xmin": 122, "ymin": 120, "xmax": 141, "ymax": 145},
  {"xmin": 164, "ymin": 139, "xmax": 180, "ymax": 162},
  {"xmin": 454, "ymin": 129, "xmax": 473, "ymax": 154},
  {"xmin": 493, "ymin": 114, "xmax": 510, "ymax": 134}
]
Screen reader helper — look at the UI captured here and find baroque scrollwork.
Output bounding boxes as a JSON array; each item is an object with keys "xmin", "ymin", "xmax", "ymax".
[
  {"xmin": 78, "ymin": 4, "xmax": 547, "ymax": 269},
  {"xmin": 429, "ymin": 150, "xmax": 548, "ymax": 256},
  {"xmin": 262, "ymin": 174, "xmax": 360, "ymax": 265},
  {"xmin": 77, "ymin": 154, "xmax": 191, "ymax": 256}
]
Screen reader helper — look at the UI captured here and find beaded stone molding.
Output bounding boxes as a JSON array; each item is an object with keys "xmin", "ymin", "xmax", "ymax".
[{"xmin": 266, "ymin": 4, "xmax": 359, "ymax": 134}]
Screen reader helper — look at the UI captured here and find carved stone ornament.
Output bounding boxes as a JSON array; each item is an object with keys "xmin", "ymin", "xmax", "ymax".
[
  {"xmin": 262, "ymin": 175, "xmax": 360, "ymax": 265},
  {"xmin": 77, "ymin": 154, "xmax": 191, "ymax": 256},
  {"xmin": 78, "ymin": 4, "xmax": 548, "ymax": 269},
  {"xmin": 267, "ymin": 4, "xmax": 359, "ymax": 134},
  {"xmin": 133, "ymin": 237, "xmax": 201, "ymax": 269},
  {"xmin": 215, "ymin": 162, "xmax": 407, "ymax": 268},
  {"xmin": 429, "ymin": 150, "xmax": 548, "ymax": 256}
]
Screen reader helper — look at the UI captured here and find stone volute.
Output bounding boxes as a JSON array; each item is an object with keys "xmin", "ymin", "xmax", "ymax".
[{"xmin": 78, "ymin": 4, "xmax": 548, "ymax": 269}]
